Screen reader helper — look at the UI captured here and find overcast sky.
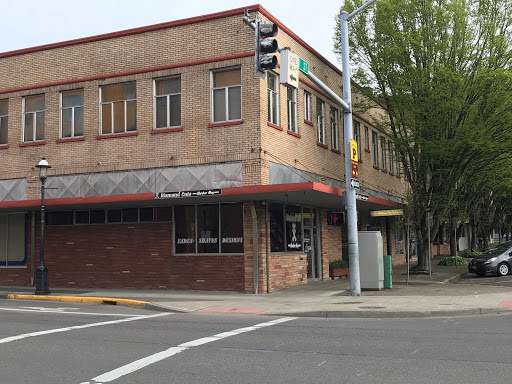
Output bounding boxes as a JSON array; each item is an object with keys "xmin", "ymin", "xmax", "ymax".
[{"xmin": 0, "ymin": 0, "xmax": 342, "ymax": 69}]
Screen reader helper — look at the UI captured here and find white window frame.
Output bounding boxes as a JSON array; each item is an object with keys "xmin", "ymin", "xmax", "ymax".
[
  {"xmin": 304, "ymin": 91, "xmax": 311, "ymax": 122},
  {"xmin": 287, "ymin": 87, "xmax": 297, "ymax": 133},
  {"xmin": 0, "ymin": 99, "xmax": 7, "ymax": 145},
  {"xmin": 372, "ymin": 131, "xmax": 379, "ymax": 167},
  {"xmin": 60, "ymin": 89, "xmax": 84, "ymax": 139},
  {"xmin": 380, "ymin": 136, "xmax": 387, "ymax": 170},
  {"xmin": 99, "ymin": 82, "xmax": 137, "ymax": 135},
  {"xmin": 210, "ymin": 68, "xmax": 242, "ymax": 123},
  {"xmin": 364, "ymin": 125, "xmax": 369, "ymax": 151},
  {"xmin": 153, "ymin": 76, "xmax": 181, "ymax": 130},
  {"xmin": 317, "ymin": 99, "xmax": 326, "ymax": 145},
  {"xmin": 330, "ymin": 107, "xmax": 339, "ymax": 150},
  {"xmin": 388, "ymin": 141, "xmax": 394, "ymax": 174},
  {"xmin": 267, "ymin": 72, "xmax": 279, "ymax": 125},
  {"xmin": 22, "ymin": 95, "xmax": 45, "ymax": 143}
]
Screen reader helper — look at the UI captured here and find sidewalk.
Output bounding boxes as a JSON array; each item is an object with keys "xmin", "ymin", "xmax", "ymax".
[{"xmin": 3, "ymin": 258, "xmax": 512, "ymax": 318}]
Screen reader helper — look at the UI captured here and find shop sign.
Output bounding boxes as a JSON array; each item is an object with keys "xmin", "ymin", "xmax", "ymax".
[
  {"xmin": 370, "ymin": 209, "xmax": 403, "ymax": 217},
  {"xmin": 154, "ymin": 189, "xmax": 221, "ymax": 199}
]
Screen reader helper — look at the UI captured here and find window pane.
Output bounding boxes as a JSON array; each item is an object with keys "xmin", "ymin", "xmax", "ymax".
[
  {"xmin": 220, "ymin": 204, "xmax": 243, "ymax": 253},
  {"xmin": 61, "ymin": 109, "xmax": 72, "ymax": 138},
  {"xmin": 90, "ymin": 209, "xmax": 106, "ymax": 224},
  {"xmin": 155, "ymin": 206, "xmax": 171, "ymax": 221},
  {"xmin": 123, "ymin": 208, "xmax": 138, "ymax": 223},
  {"xmin": 101, "ymin": 83, "xmax": 136, "ymax": 102},
  {"xmin": 25, "ymin": 95, "xmax": 44, "ymax": 112},
  {"xmin": 62, "ymin": 90, "xmax": 83, "ymax": 108},
  {"xmin": 267, "ymin": 73, "xmax": 276, "ymax": 91},
  {"xmin": 174, "ymin": 206, "xmax": 195, "ymax": 254},
  {"xmin": 47, "ymin": 211, "xmax": 73, "ymax": 226},
  {"xmin": 0, "ymin": 216, "xmax": 6, "ymax": 264},
  {"xmin": 286, "ymin": 205, "xmax": 302, "ymax": 252},
  {"xmin": 0, "ymin": 116, "xmax": 7, "ymax": 145},
  {"xmin": 155, "ymin": 96, "xmax": 167, "ymax": 128},
  {"xmin": 213, "ymin": 69, "xmax": 240, "ymax": 87},
  {"xmin": 213, "ymin": 88, "xmax": 226, "ymax": 122},
  {"xmin": 169, "ymin": 94, "xmax": 181, "ymax": 127},
  {"xmin": 126, "ymin": 100, "xmax": 136, "ymax": 132},
  {"xmin": 35, "ymin": 112, "xmax": 44, "ymax": 140},
  {"xmin": 6, "ymin": 214, "xmax": 25, "ymax": 263},
  {"xmin": 101, "ymin": 104, "xmax": 112, "ymax": 134},
  {"xmin": 228, "ymin": 86, "xmax": 241, "ymax": 121},
  {"xmin": 107, "ymin": 209, "xmax": 122, "ymax": 223},
  {"xmin": 75, "ymin": 211, "xmax": 89, "ymax": 224},
  {"xmin": 113, "ymin": 102, "xmax": 125, "ymax": 133},
  {"xmin": 140, "ymin": 207, "xmax": 154, "ymax": 222},
  {"xmin": 74, "ymin": 106, "xmax": 84, "ymax": 136},
  {"xmin": 156, "ymin": 78, "xmax": 180, "ymax": 95},
  {"xmin": 0, "ymin": 99, "xmax": 7, "ymax": 115},
  {"xmin": 24, "ymin": 114, "xmax": 33, "ymax": 141},
  {"xmin": 197, "ymin": 204, "xmax": 219, "ymax": 253},
  {"xmin": 270, "ymin": 203, "xmax": 284, "ymax": 252}
]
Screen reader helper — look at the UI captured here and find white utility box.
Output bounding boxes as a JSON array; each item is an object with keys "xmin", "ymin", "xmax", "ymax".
[{"xmin": 358, "ymin": 231, "xmax": 384, "ymax": 290}]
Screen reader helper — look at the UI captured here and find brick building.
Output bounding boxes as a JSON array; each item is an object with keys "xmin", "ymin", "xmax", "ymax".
[{"xmin": 0, "ymin": 5, "xmax": 407, "ymax": 292}]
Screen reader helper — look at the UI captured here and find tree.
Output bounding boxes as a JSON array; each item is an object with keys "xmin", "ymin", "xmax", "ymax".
[{"xmin": 335, "ymin": 0, "xmax": 512, "ymax": 267}]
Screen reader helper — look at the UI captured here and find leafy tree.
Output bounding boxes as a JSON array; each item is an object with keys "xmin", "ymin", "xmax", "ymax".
[{"xmin": 334, "ymin": 0, "xmax": 512, "ymax": 267}]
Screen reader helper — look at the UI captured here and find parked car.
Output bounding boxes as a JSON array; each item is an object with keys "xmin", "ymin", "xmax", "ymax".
[{"xmin": 468, "ymin": 242, "xmax": 512, "ymax": 277}]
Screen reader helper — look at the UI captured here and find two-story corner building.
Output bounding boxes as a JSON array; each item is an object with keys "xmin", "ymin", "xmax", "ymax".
[{"xmin": 0, "ymin": 5, "xmax": 408, "ymax": 293}]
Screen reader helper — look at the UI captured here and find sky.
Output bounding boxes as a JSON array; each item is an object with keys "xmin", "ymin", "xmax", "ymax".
[{"xmin": 0, "ymin": 0, "xmax": 343, "ymax": 69}]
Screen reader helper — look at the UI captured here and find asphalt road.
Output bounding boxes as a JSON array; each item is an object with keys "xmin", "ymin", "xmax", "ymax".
[
  {"xmin": 460, "ymin": 271, "xmax": 512, "ymax": 287},
  {"xmin": 1, "ymin": 299, "xmax": 512, "ymax": 383}
]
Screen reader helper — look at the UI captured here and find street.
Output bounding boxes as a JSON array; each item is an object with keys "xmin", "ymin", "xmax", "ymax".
[
  {"xmin": 1, "ymin": 299, "xmax": 512, "ymax": 383},
  {"xmin": 460, "ymin": 272, "xmax": 512, "ymax": 287}
]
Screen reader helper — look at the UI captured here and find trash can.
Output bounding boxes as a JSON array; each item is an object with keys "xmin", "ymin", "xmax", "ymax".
[{"xmin": 383, "ymin": 255, "xmax": 392, "ymax": 288}]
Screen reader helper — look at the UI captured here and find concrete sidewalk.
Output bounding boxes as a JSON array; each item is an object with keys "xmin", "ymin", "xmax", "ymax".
[{"xmin": 3, "ymin": 259, "xmax": 512, "ymax": 318}]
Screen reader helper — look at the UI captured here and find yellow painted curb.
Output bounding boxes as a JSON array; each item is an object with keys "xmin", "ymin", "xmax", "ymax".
[{"xmin": 7, "ymin": 295, "xmax": 148, "ymax": 309}]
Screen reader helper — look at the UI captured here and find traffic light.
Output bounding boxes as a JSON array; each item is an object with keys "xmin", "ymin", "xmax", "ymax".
[
  {"xmin": 255, "ymin": 20, "xmax": 278, "ymax": 77},
  {"xmin": 328, "ymin": 212, "xmax": 346, "ymax": 226}
]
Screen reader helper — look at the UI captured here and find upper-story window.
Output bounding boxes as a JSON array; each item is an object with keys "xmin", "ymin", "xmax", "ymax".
[
  {"xmin": 388, "ymin": 141, "xmax": 394, "ymax": 174},
  {"xmin": 364, "ymin": 125, "xmax": 369, "ymax": 151},
  {"xmin": 287, "ymin": 87, "xmax": 297, "ymax": 133},
  {"xmin": 23, "ymin": 95, "xmax": 45, "ymax": 142},
  {"xmin": 211, "ymin": 68, "xmax": 241, "ymax": 123},
  {"xmin": 353, "ymin": 120, "xmax": 361, "ymax": 158},
  {"xmin": 155, "ymin": 77, "xmax": 181, "ymax": 129},
  {"xmin": 395, "ymin": 149, "xmax": 401, "ymax": 176},
  {"xmin": 380, "ymin": 136, "xmax": 387, "ymax": 170},
  {"xmin": 316, "ymin": 99, "xmax": 325, "ymax": 145},
  {"xmin": 100, "ymin": 82, "xmax": 136, "ymax": 135},
  {"xmin": 60, "ymin": 89, "xmax": 84, "ymax": 138},
  {"xmin": 304, "ymin": 91, "xmax": 312, "ymax": 122},
  {"xmin": 330, "ymin": 107, "xmax": 339, "ymax": 150},
  {"xmin": 372, "ymin": 131, "xmax": 379, "ymax": 167},
  {"xmin": 267, "ymin": 72, "xmax": 279, "ymax": 125},
  {"xmin": 0, "ymin": 100, "xmax": 7, "ymax": 145}
]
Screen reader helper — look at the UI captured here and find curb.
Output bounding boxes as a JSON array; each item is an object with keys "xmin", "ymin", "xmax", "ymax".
[{"xmin": 6, "ymin": 294, "xmax": 150, "ymax": 311}]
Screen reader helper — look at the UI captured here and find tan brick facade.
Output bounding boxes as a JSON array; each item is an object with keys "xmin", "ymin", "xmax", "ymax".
[{"xmin": 0, "ymin": 6, "xmax": 408, "ymax": 292}]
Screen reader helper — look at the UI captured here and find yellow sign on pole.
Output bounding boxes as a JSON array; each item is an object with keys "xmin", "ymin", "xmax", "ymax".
[{"xmin": 350, "ymin": 139, "xmax": 358, "ymax": 162}]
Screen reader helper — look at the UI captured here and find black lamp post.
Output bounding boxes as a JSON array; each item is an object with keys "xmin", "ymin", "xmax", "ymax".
[{"xmin": 35, "ymin": 157, "xmax": 51, "ymax": 295}]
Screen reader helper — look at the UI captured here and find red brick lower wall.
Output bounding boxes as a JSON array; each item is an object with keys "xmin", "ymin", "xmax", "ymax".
[
  {"xmin": 2, "ymin": 220, "xmax": 246, "ymax": 292},
  {"xmin": 268, "ymin": 253, "xmax": 307, "ymax": 291}
]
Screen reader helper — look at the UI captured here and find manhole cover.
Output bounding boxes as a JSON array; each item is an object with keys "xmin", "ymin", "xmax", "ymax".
[{"xmin": 359, "ymin": 306, "xmax": 386, "ymax": 309}]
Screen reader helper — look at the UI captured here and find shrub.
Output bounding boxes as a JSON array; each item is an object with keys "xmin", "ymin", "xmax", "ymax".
[
  {"xmin": 329, "ymin": 259, "xmax": 349, "ymax": 270},
  {"xmin": 462, "ymin": 250, "xmax": 482, "ymax": 258},
  {"xmin": 437, "ymin": 255, "xmax": 468, "ymax": 266}
]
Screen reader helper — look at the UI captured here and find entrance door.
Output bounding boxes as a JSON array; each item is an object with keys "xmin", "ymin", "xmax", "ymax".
[{"xmin": 304, "ymin": 227, "xmax": 320, "ymax": 280}]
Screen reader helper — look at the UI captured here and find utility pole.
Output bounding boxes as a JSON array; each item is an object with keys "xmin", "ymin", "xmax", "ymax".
[{"xmin": 340, "ymin": 0, "xmax": 379, "ymax": 296}]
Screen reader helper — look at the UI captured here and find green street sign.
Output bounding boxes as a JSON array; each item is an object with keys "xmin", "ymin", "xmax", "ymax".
[{"xmin": 299, "ymin": 58, "xmax": 309, "ymax": 74}]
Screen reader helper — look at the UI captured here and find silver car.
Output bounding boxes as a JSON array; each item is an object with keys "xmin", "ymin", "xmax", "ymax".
[{"xmin": 468, "ymin": 242, "xmax": 512, "ymax": 277}]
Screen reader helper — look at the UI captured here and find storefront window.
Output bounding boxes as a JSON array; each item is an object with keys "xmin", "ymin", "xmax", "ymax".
[
  {"xmin": 270, "ymin": 203, "xmax": 285, "ymax": 252},
  {"xmin": 197, "ymin": 205, "xmax": 219, "ymax": 253},
  {"xmin": 220, "ymin": 204, "xmax": 243, "ymax": 253},
  {"xmin": 286, "ymin": 205, "xmax": 302, "ymax": 252},
  {"xmin": 174, "ymin": 206, "xmax": 195, "ymax": 254}
]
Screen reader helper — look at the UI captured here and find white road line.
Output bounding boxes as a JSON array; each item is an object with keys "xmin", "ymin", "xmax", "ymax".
[
  {"xmin": 80, "ymin": 316, "xmax": 298, "ymax": 384},
  {"xmin": 0, "ymin": 313, "xmax": 170, "ymax": 344},
  {"xmin": 0, "ymin": 306, "xmax": 141, "ymax": 317}
]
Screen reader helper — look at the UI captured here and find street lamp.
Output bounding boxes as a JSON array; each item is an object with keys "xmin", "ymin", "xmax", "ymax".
[{"xmin": 35, "ymin": 157, "xmax": 51, "ymax": 295}]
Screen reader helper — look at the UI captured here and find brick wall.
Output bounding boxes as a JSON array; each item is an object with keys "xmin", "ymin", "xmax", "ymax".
[{"xmin": 319, "ymin": 209, "xmax": 343, "ymax": 277}]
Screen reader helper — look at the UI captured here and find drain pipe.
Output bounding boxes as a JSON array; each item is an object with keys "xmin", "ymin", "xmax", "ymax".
[
  {"xmin": 250, "ymin": 201, "xmax": 259, "ymax": 294},
  {"xmin": 265, "ymin": 201, "xmax": 270, "ymax": 293}
]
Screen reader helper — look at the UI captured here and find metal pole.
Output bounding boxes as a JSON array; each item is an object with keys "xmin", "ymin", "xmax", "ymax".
[
  {"xmin": 35, "ymin": 178, "xmax": 50, "ymax": 295},
  {"xmin": 428, "ymin": 218, "xmax": 431, "ymax": 278},
  {"xmin": 406, "ymin": 219, "xmax": 410, "ymax": 284},
  {"xmin": 340, "ymin": 11, "xmax": 360, "ymax": 296}
]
